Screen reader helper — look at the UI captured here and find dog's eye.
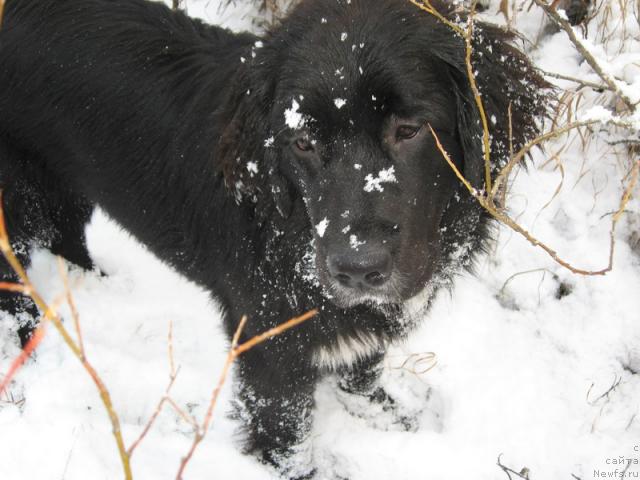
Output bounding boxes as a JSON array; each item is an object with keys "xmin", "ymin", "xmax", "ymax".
[
  {"xmin": 294, "ymin": 137, "xmax": 315, "ymax": 153},
  {"xmin": 396, "ymin": 125, "xmax": 421, "ymax": 141}
]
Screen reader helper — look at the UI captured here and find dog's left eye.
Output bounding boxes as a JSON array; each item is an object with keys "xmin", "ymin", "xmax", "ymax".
[
  {"xmin": 396, "ymin": 125, "xmax": 421, "ymax": 141},
  {"xmin": 294, "ymin": 137, "xmax": 315, "ymax": 152}
]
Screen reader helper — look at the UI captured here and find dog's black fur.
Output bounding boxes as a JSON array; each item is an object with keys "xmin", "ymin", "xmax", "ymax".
[{"xmin": 0, "ymin": 0, "xmax": 547, "ymax": 477}]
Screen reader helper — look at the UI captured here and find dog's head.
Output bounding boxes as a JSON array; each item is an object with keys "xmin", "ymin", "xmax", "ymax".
[{"xmin": 220, "ymin": 0, "xmax": 547, "ymax": 309}]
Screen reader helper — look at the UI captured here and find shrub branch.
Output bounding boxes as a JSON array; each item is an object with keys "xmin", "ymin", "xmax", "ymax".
[
  {"xmin": 175, "ymin": 309, "xmax": 318, "ymax": 479},
  {"xmin": 0, "ymin": 193, "xmax": 133, "ymax": 480},
  {"xmin": 533, "ymin": 0, "xmax": 636, "ymax": 112},
  {"xmin": 416, "ymin": 0, "xmax": 639, "ymax": 277}
]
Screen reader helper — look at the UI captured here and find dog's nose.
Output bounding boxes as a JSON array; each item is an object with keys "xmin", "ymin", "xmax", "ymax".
[{"xmin": 327, "ymin": 248, "xmax": 392, "ymax": 289}]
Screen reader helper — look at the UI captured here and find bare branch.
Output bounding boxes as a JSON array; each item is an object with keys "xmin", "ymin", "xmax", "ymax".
[
  {"xmin": 0, "ymin": 191, "xmax": 133, "ymax": 480},
  {"xmin": 533, "ymin": 0, "xmax": 636, "ymax": 111},
  {"xmin": 539, "ymin": 68, "xmax": 607, "ymax": 91},
  {"xmin": 176, "ymin": 309, "xmax": 318, "ymax": 479},
  {"xmin": 409, "ymin": 0, "xmax": 465, "ymax": 36},
  {"xmin": 497, "ymin": 454, "xmax": 531, "ymax": 479},
  {"xmin": 57, "ymin": 258, "xmax": 85, "ymax": 357},
  {"xmin": 464, "ymin": 6, "xmax": 494, "ymax": 196}
]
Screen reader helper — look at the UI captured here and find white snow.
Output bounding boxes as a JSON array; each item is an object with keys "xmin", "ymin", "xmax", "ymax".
[
  {"xmin": 315, "ymin": 218, "xmax": 329, "ymax": 238},
  {"xmin": 284, "ymin": 98, "xmax": 305, "ymax": 129},
  {"xmin": 363, "ymin": 166, "xmax": 397, "ymax": 192},
  {"xmin": 349, "ymin": 235, "xmax": 366, "ymax": 250},
  {"xmin": 246, "ymin": 161, "xmax": 258, "ymax": 175},
  {"xmin": 334, "ymin": 98, "xmax": 347, "ymax": 109},
  {"xmin": 2, "ymin": 1, "xmax": 640, "ymax": 480}
]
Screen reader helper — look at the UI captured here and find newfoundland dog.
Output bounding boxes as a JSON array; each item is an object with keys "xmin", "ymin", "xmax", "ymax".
[{"xmin": 0, "ymin": 0, "xmax": 546, "ymax": 477}]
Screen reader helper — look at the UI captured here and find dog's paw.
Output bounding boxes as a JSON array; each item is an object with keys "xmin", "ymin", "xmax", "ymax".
[
  {"xmin": 336, "ymin": 369, "xmax": 444, "ymax": 433},
  {"xmin": 336, "ymin": 384, "xmax": 419, "ymax": 432},
  {"xmin": 261, "ymin": 439, "xmax": 316, "ymax": 480}
]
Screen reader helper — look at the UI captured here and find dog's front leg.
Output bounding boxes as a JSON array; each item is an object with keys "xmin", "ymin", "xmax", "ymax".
[
  {"xmin": 234, "ymin": 351, "xmax": 317, "ymax": 479},
  {"xmin": 336, "ymin": 351, "xmax": 422, "ymax": 432}
]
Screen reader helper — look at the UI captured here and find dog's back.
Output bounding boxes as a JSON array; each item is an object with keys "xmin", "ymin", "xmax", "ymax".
[{"xmin": 0, "ymin": 0, "xmax": 254, "ymax": 344}]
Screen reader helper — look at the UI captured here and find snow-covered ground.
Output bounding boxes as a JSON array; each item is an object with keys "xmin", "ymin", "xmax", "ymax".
[{"xmin": 1, "ymin": 1, "xmax": 639, "ymax": 479}]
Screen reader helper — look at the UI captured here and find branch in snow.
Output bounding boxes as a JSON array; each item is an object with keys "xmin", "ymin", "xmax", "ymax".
[
  {"xmin": 533, "ymin": 0, "xmax": 636, "ymax": 112},
  {"xmin": 539, "ymin": 68, "xmax": 606, "ymax": 92},
  {"xmin": 497, "ymin": 454, "xmax": 531, "ymax": 480},
  {"xmin": 176, "ymin": 309, "xmax": 318, "ymax": 479},
  {"xmin": 0, "ymin": 191, "xmax": 134, "ymax": 480},
  {"xmin": 429, "ymin": 125, "xmax": 640, "ymax": 277},
  {"xmin": 127, "ymin": 321, "xmax": 181, "ymax": 458}
]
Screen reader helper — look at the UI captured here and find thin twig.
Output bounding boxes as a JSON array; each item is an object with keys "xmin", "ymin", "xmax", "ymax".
[
  {"xmin": 414, "ymin": 0, "xmax": 493, "ymax": 194},
  {"xmin": 492, "ymin": 120, "xmax": 601, "ymax": 201},
  {"xmin": 533, "ymin": 0, "xmax": 635, "ymax": 111},
  {"xmin": 166, "ymin": 397, "xmax": 199, "ymax": 428},
  {"xmin": 0, "ymin": 322, "xmax": 47, "ymax": 396},
  {"xmin": 539, "ymin": 68, "xmax": 606, "ymax": 91},
  {"xmin": 409, "ymin": 0, "xmax": 465, "ymax": 36},
  {"xmin": 586, "ymin": 374, "xmax": 622, "ymax": 405},
  {"xmin": 0, "ymin": 281, "xmax": 30, "ymax": 294},
  {"xmin": 57, "ymin": 258, "xmax": 85, "ymax": 357},
  {"xmin": 498, "ymin": 268, "xmax": 553, "ymax": 298},
  {"xmin": 430, "ymin": 127, "xmax": 640, "ymax": 276},
  {"xmin": 464, "ymin": 5, "xmax": 494, "ymax": 196},
  {"xmin": 497, "ymin": 454, "xmax": 531, "ymax": 479},
  {"xmin": 176, "ymin": 309, "xmax": 318, "ymax": 479},
  {"xmin": 128, "ymin": 367, "xmax": 180, "ymax": 457}
]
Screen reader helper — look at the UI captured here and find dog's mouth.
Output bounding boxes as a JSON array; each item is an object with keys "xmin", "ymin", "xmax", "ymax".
[{"xmin": 322, "ymin": 275, "xmax": 404, "ymax": 309}]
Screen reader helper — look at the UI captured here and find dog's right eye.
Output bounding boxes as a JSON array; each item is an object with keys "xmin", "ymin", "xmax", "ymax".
[
  {"xmin": 396, "ymin": 125, "xmax": 421, "ymax": 141},
  {"xmin": 294, "ymin": 137, "xmax": 315, "ymax": 153}
]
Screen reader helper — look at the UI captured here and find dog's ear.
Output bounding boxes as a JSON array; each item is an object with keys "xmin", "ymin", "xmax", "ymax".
[
  {"xmin": 430, "ymin": 13, "xmax": 549, "ymax": 188},
  {"xmin": 218, "ymin": 50, "xmax": 294, "ymax": 221}
]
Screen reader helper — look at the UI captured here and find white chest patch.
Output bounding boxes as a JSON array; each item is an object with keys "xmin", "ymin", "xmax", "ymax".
[{"xmin": 312, "ymin": 331, "xmax": 384, "ymax": 371}]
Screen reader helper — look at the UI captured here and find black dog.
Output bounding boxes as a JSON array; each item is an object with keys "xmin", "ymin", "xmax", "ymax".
[{"xmin": 0, "ymin": 0, "xmax": 546, "ymax": 477}]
